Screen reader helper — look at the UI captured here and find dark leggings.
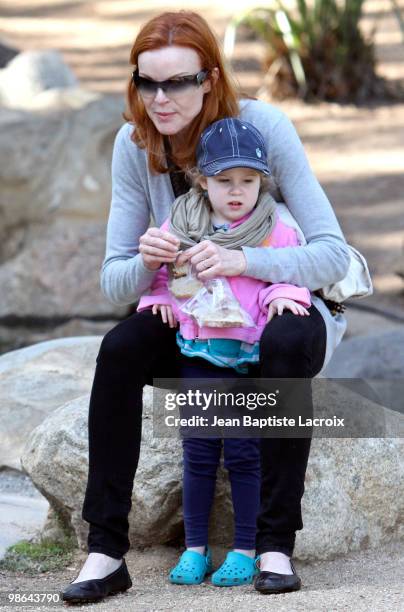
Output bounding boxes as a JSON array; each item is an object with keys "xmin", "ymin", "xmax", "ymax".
[
  {"xmin": 182, "ymin": 437, "xmax": 260, "ymax": 550},
  {"xmin": 180, "ymin": 360, "xmax": 260, "ymax": 550},
  {"xmin": 82, "ymin": 304, "xmax": 326, "ymax": 559}
]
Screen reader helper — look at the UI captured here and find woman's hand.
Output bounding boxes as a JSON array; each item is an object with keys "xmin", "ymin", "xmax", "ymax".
[
  {"xmin": 176, "ymin": 240, "xmax": 246, "ymax": 280},
  {"xmin": 139, "ymin": 228, "xmax": 180, "ymax": 271},
  {"xmin": 267, "ymin": 298, "xmax": 310, "ymax": 322},
  {"xmin": 152, "ymin": 304, "xmax": 178, "ymax": 328}
]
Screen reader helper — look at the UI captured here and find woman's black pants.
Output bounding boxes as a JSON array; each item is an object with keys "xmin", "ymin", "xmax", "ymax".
[{"xmin": 82, "ymin": 304, "xmax": 327, "ymax": 559}]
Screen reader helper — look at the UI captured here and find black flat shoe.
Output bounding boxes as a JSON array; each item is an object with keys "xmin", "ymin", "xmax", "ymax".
[
  {"xmin": 254, "ymin": 559, "xmax": 301, "ymax": 594},
  {"xmin": 61, "ymin": 559, "xmax": 132, "ymax": 604}
]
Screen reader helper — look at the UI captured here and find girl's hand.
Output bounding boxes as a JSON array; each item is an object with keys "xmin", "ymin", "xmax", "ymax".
[
  {"xmin": 139, "ymin": 228, "xmax": 180, "ymax": 271},
  {"xmin": 267, "ymin": 298, "xmax": 310, "ymax": 322},
  {"xmin": 152, "ymin": 304, "xmax": 178, "ymax": 328},
  {"xmin": 175, "ymin": 240, "xmax": 246, "ymax": 279}
]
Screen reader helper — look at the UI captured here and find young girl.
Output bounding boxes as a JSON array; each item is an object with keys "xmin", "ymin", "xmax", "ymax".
[{"xmin": 137, "ymin": 117, "xmax": 311, "ymax": 587}]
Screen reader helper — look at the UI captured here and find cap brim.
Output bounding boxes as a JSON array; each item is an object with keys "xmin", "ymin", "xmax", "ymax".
[{"xmin": 200, "ymin": 158, "xmax": 271, "ymax": 176}]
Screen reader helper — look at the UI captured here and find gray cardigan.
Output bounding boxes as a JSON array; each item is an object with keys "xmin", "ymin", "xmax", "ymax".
[{"xmin": 101, "ymin": 98, "xmax": 350, "ymax": 371}]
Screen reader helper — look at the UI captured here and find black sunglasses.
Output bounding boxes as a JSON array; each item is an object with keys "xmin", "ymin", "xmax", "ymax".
[{"xmin": 132, "ymin": 69, "xmax": 209, "ymax": 96}]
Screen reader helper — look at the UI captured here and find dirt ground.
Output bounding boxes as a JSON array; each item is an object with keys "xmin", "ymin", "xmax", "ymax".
[
  {"xmin": 0, "ymin": 1, "xmax": 403, "ymax": 610},
  {"xmin": 0, "ymin": 540, "xmax": 403, "ymax": 611}
]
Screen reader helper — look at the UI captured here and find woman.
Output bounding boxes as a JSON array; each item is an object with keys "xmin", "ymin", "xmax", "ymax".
[{"xmin": 61, "ymin": 10, "xmax": 349, "ymax": 603}]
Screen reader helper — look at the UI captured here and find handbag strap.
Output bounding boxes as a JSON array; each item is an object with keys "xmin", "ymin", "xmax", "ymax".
[
  {"xmin": 169, "ymin": 168, "xmax": 191, "ymax": 198},
  {"xmin": 164, "ymin": 137, "xmax": 191, "ymax": 198},
  {"xmin": 314, "ymin": 291, "xmax": 346, "ymax": 316}
]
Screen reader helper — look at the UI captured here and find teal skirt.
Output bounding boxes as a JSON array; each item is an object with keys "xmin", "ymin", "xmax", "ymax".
[{"xmin": 176, "ymin": 333, "xmax": 259, "ymax": 374}]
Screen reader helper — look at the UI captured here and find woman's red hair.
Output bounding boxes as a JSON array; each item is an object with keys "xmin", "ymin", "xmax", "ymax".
[{"xmin": 124, "ymin": 11, "xmax": 240, "ymax": 173}]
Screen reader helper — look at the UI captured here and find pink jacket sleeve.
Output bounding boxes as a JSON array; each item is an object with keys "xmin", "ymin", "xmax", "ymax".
[{"xmin": 258, "ymin": 284, "xmax": 311, "ymax": 311}]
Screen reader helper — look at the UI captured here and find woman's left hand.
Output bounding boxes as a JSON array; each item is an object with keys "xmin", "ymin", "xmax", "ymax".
[{"xmin": 176, "ymin": 240, "xmax": 246, "ymax": 280}]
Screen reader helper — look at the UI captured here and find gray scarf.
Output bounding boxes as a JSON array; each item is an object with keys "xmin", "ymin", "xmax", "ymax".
[{"xmin": 169, "ymin": 188, "xmax": 277, "ymax": 250}]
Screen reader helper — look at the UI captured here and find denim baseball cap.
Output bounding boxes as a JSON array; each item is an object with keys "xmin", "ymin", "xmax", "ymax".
[{"xmin": 196, "ymin": 117, "xmax": 270, "ymax": 176}]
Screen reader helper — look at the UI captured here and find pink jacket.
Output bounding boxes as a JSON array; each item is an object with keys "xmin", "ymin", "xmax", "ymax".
[{"xmin": 137, "ymin": 213, "xmax": 311, "ymax": 344}]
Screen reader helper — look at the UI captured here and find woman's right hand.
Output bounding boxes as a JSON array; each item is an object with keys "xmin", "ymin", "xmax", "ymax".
[{"xmin": 139, "ymin": 228, "xmax": 180, "ymax": 271}]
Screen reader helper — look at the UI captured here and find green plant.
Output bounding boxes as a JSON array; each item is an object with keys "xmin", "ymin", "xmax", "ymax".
[
  {"xmin": 225, "ymin": 0, "xmax": 384, "ymax": 102},
  {"xmin": 0, "ymin": 537, "xmax": 76, "ymax": 573}
]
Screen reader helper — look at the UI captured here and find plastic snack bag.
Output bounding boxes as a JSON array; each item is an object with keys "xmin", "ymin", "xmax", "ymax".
[
  {"xmin": 180, "ymin": 278, "xmax": 256, "ymax": 328},
  {"xmin": 168, "ymin": 261, "xmax": 204, "ymax": 299}
]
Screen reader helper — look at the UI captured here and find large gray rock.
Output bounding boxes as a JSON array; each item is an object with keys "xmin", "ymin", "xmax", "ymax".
[
  {"xmin": 0, "ymin": 50, "xmax": 78, "ymax": 107},
  {"xmin": 0, "ymin": 317, "xmax": 116, "ymax": 356},
  {"xmin": 323, "ymin": 330, "xmax": 404, "ymax": 417},
  {"xmin": 0, "ymin": 89, "xmax": 127, "ymax": 343},
  {"xmin": 22, "ymin": 392, "xmax": 185, "ymax": 549},
  {"xmin": 21, "ymin": 382, "xmax": 404, "ymax": 560},
  {"xmin": 343, "ymin": 307, "xmax": 404, "ymax": 340},
  {"xmin": 0, "ymin": 89, "xmax": 121, "ymax": 237},
  {"xmin": 2, "ymin": 335, "xmax": 401, "ymax": 560},
  {"xmin": 20, "ymin": 390, "xmax": 239, "ymax": 551},
  {"xmin": 0, "ymin": 336, "xmax": 102, "ymax": 470},
  {"xmin": 324, "ymin": 329, "xmax": 404, "ymax": 378},
  {"xmin": 0, "ymin": 219, "xmax": 117, "ymax": 318},
  {"xmin": 298, "ymin": 437, "xmax": 404, "ymax": 559}
]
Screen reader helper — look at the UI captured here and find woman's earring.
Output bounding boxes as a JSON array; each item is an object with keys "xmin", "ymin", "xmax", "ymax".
[{"xmin": 203, "ymin": 189, "xmax": 209, "ymax": 199}]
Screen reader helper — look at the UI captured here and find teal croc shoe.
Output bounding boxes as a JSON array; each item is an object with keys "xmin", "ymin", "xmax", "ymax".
[
  {"xmin": 169, "ymin": 548, "xmax": 213, "ymax": 585},
  {"xmin": 211, "ymin": 551, "xmax": 259, "ymax": 587}
]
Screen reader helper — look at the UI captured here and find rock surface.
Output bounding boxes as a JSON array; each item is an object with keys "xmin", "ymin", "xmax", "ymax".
[
  {"xmin": 21, "ymin": 392, "xmax": 184, "ymax": 550},
  {"xmin": 0, "ymin": 317, "xmax": 116, "ymax": 356},
  {"xmin": 21, "ymin": 383, "xmax": 404, "ymax": 560},
  {"xmin": 0, "ymin": 86, "xmax": 127, "ymax": 352},
  {"xmin": 0, "ymin": 88, "xmax": 121, "ymax": 231},
  {"xmin": 0, "ymin": 336, "xmax": 101, "ymax": 470},
  {"xmin": 0, "ymin": 219, "xmax": 118, "ymax": 318},
  {"xmin": 343, "ymin": 305, "xmax": 404, "ymax": 340},
  {"xmin": 324, "ymin": 329, "xmax": 404, "ymax": 378},
  {"xmin": 0, "ymin": 50, "xmax": 77, "ymax": 107},
  {"xmin": 20, "ymin": 389, "xmax": 233, "ymax": 551},
  {"xmin": 323, "ymin": 329, "xmax": 404, "ymax": 417},
  {"xmin": 1, "ymin": 329, "xmax": 402, "ymax": 560}
]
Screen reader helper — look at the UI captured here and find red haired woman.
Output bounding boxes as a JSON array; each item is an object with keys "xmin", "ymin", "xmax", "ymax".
[{"xmin": 62, "ymin": 11, "xmax": 349, "ymax": 603}]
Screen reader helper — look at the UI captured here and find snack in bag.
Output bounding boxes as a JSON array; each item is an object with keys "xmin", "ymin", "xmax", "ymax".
[
  {"xmin": 180, "ymin": 278, "xmax": 256, "ymax": 328},
  {"xmin": 168, "ymin": 261, "xmax": 204, "ymax": 298}
]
